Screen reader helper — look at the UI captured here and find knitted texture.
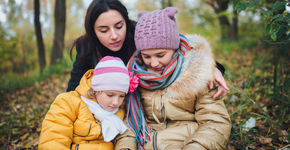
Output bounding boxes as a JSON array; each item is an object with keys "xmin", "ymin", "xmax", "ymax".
[
  {"xmin": 91, "ymin": 56, "xmax": 130, "ymax": 93},
  {"xmin": 134, "ymin": 7, "xmax": 180, "ymax": 51}
]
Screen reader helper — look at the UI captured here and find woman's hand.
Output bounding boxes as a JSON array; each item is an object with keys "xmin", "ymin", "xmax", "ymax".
[{"xmin": 209, "ymin": 68, "xmax": 230, "ymax": 99}]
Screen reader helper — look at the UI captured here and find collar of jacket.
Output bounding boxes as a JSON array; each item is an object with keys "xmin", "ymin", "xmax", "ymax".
[
  {"xmin": 75, "ymin": 69, "xmax": 95, "ymax": 99},
  {"xmin": 163, "ymin": 34, "xmax": 216, "ymax": 98}
]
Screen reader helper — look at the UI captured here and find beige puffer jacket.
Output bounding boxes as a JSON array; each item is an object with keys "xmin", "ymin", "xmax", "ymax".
[{"xmin": 115, "ymin": 35, "xmax": 231, "ymax": 150}]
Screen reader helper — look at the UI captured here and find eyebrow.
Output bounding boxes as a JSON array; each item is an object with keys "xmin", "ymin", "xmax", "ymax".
[
  {"xmin": 96, "ymin": 20, "xmax": 123, "ymax": 28},
  {"xmin": 105, "ymin": 91, "xmax": 125, "ymax": 95},
  {"xmin": 141, "ymin": 51, "xmax": 166, "ymax": 55}
]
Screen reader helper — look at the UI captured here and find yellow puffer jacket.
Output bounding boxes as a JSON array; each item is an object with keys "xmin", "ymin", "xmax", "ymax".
[
  {"xmin": 39, "ymin": 70, "xmax": 125, "ymax": 150},
  {"xmin": 115, "ymin": 35, "xmax": 231, "ymax": 150}
]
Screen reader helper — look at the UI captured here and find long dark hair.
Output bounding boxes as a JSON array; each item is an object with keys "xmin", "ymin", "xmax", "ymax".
[{"xmin": 70, "ymin": 0, "xmax": 136, "ymax": 66}]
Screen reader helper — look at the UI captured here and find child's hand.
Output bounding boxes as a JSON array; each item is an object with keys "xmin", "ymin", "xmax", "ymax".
[{"xmin": 209, "ymin": 68, "xmax": 229, "ymax": 99}]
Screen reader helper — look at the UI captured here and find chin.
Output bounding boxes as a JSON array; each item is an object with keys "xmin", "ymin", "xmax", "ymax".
[
  {"xmin": 109, "ymin": 48, "xmax": 121, "ymax": 52},
  {"xmin": 104, "ymin": 108, "xmax": 114, "ymax": 112}
]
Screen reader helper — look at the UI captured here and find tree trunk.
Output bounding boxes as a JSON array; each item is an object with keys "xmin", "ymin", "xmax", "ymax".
[
  {"xmin": 231, "ymin": 10, "xmax": 238, "ymax": 41},
  {"xmin": 50, "ymin": 0, "xmax": 66, "ymax": 64},
  {"xmin": 208, "ymin": 0, "xmax": 231, "ymax": 40},
  {"xmin": 34, "ymin": 0, "xmax": 46, "ymax": 72},
  {"xmin": 168, "ymin": 0, "xmax": 172, "ymax": 7},
  {"xmin": 218, "ymin": 15, "xmax": 231, "ymax": 40},
  {"xmin": 161, "ymin": 0, "xmax": 172, "ymax": 9}
]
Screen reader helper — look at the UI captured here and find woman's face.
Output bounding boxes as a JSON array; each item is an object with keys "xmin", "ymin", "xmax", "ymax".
[
  {"xmin": 140, "ymin": 49, "xmax": 175, "ymax": 74},
  {"xmin": 94, "ymin": 10, "xmax": 127, "ymax": 52},
  {"xmin": 95, "ymin": 90, "xmax": 126, "ymax": 112}
]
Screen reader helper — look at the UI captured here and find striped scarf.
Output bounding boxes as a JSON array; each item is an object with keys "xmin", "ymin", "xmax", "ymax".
[{"xmin": 126, "ymin": 34, "xmax": 190, "ymax": 149}]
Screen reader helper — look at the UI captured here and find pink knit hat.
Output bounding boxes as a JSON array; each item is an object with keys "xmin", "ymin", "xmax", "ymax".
[
  {"xmin": 134, "ymin": 7, "xmax": 180, "ymax": 51},
  {"xmin": 91, "ymin": 56, "xmax": 130, "ymax": 93}
]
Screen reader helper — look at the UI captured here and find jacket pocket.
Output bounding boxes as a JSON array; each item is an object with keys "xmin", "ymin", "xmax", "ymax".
[
  {"xmin": 73, "ymin": 119, "xmax": 102, "ymax": 140},
  {"xmin": 73, "ymin": 121, "xmax": 92, "ymax": 137}
]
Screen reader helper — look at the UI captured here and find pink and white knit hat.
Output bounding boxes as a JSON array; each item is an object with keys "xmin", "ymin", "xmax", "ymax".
[{"xmin": 91, "ymin": 56, "xmax": 130, "ymax": 93}]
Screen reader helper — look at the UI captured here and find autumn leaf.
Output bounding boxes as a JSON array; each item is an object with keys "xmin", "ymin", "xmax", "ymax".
[
  {"xmin": 258, "ymin": 137, "xmax": 273, "ymax": 144},
  {"xmin": 278, "ymin": 130, "xmax": 289, "ymax": 142},
  {"xmin": 20, "ymin": 133, "xmax": 29, "ymax": 140}
]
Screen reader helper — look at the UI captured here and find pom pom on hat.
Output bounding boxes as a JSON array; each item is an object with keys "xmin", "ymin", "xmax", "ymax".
[{"xmin": 135, "ymin": 7, "xmax": 180, "ymax": 51}]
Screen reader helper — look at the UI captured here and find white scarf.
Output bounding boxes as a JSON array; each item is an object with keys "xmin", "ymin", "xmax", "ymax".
[{"xmin": 81, "ymin": 96, "xmax": 127, "ymax": 142}]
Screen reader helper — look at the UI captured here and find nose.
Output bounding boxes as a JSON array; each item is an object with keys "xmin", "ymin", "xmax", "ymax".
[
  {"xmin": 111, "ymin": 97, "xmax": 119, "ymax": 106},
  {"xmin": 151, "ymin": 58, "xmax": 159, "ymax": 68},
  {"xmin": 110, "ymin": 29, "xmax": 118, "ymax": 40}
]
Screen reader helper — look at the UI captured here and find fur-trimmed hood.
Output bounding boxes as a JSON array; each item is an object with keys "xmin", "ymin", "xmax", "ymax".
[{"xmin": 165, "ymin": 34, "xmax": 215, "ymax": 98}]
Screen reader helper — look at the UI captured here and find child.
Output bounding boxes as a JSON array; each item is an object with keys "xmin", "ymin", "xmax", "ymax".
[
  {"xmin": 39, "ymin": 56, "xmax": 138, "ymax": 150},
  {"xmin": 115, "ymin": 7, "xmax": 231, "ymax": 150}
]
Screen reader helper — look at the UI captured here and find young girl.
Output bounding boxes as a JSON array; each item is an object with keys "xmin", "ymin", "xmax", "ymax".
[
  {"xmin": 66, "ymin": 0, "xmax": 229, "ymax": 99},
  {"xmin": 115, "ymin": 7, "xmax": 231, "ymax": 150},
  {"xmin": 39, "ymin": 56, "xmax": 139, "ymax": 149}
]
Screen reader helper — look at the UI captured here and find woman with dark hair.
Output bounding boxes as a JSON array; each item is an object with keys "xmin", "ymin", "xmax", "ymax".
[
  {"xmin": 67, "ymin": 0, "xmax": 135, "ymax": 91},
  {"xmin": 67, "ymin": 0, "xmax": 229, "ymax": 97}
]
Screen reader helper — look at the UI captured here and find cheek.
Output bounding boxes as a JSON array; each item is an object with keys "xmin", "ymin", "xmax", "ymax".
[
  {"xmin": 121, "ymin": 27, "xmax": 127, "ymax": 38},
  {"xmin": 97, "ymin": 95, "xmax": 109, "ymax": 105},
  {"xmin": 163, "ymin": 59, "xmax": 172, "ymax": 66},
  {"xmin": 95, "ymin": 31, "xmax": 109, "ymax": 46},
  {"xmin": 118, "ymin": 99, "xmax": 125, "ymax": 107},
  {"xmin": 95, "ymin": 32, "xmax": 108, "ymax": 45},
  {"xmin": 143, "ymin": 59, "xmax": 151, "ymax": 67},
  {"xmin": 162, "ymin": 52, "xmax": 175, "ymax": 65}
]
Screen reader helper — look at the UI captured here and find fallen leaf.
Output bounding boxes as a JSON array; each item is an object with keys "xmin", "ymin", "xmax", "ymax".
[
  {"xmin": 26, "ymin": 137, "xmax": 39, "ymax": 147},
  {"xmin": 20, "ymin": 133, "xmax": 29, "ymax": 140},
  {"xmin": 279, "ymin": 130, "xmax": 289, "ymax": 142},
  {"xmin": 227, "ymin": 145, "xmax": 235, "ymax": 150},
  {"xmin": 258, "ymin": 137, "xmax": 272, "ymax": 144}
]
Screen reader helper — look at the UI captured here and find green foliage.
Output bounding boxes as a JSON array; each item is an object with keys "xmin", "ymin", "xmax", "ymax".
[
  {"xmin": 234, "ymin": 0, "xmax": 289, "ymax": 42},
  {"xmin": 0, "ymin": 58, "xmax": 73, "ymax": 92},
  {"xmin": 234, "ymin": 0, "xmax": 259, "ymax": 13}
]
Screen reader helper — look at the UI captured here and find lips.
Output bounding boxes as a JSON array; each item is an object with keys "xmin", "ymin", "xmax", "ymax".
[
  {"xmin": 153, "ymin": 67, "xmax": 164, "ymax": 72},
  {"xmin": 110, "ymin": 41, "xmax": 121, "ymax": 47},
  {"xmin": 108, "ymin": 106, "xmax": 116, "ymax": 110}
]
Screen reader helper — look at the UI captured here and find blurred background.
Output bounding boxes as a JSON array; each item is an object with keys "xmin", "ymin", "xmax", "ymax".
[{"xmin": 0, "ymin": 0, "xmax": 289, "ymax": 149}]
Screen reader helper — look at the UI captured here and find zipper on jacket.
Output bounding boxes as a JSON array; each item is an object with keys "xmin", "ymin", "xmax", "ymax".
[
  {"xmin": 73, "ymin": 123, "xmax": 92, "ymax": 137},
  {"xmin": 95, "ymin": 125, "xmax": 103, "ymax": 140},
  {"xmin": 75, "ymin": 144, "xmax": 79, "ymax": 150},
  {"xmin": 153, "ymin": 130, "xmax": 158, "ymax": 150},
  {"xmin": 160, "ymin": 93, "xmax": 167, "ymax": 123}
]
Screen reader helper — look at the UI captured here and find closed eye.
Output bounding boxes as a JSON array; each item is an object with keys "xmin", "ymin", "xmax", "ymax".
[
  {"xmin": 141, "ymin": 54, "xmax": 150, "ymax": 59},
  {"xmin": 106, "ymin": 94, "xmax": 113, "ymax": 97},
  {"xmin": 115, "ymin": 21, "xmax": 124, "ymax": 29},
  {"xmin": 116, "ymin": 25, "xmax": 123, "ymax": 29},
  {"xmin": 157, "ymin": 55, "xmax": 165, "ymax": 58}
]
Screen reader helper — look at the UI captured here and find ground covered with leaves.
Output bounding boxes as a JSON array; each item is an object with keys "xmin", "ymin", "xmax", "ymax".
[
  {"xmin": 0, "ymin": 44, "xmax": 289, "ymax": 149},
  {"xmin": 0, "ymin": 73, "xmax": 70, "ymax": 149}
]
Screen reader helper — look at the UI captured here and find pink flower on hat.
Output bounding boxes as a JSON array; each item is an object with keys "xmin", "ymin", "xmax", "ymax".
[{"xmin": 128, "ymin": 72, "xmax": 139, "ymax": 93}]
